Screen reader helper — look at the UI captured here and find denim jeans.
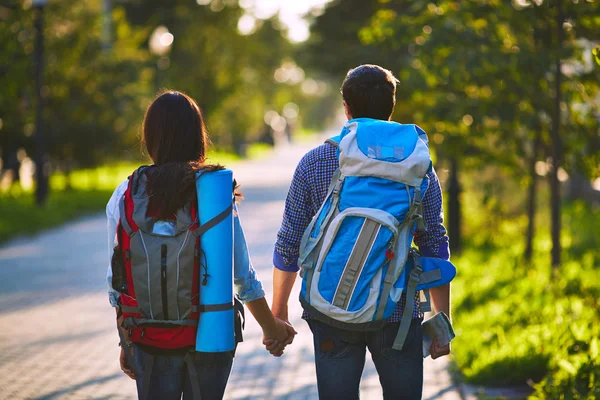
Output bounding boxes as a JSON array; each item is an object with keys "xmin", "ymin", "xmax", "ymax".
[
  {"xmin": 133, "ymin": 346, "xmax": 234, "ymax": 400},
  {"xmin": 308, "ymin": 318, "xmax": 424, "ymax": 400}
]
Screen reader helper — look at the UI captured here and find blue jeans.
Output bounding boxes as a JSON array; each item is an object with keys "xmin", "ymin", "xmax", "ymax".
[
  {"xmin": 133, "ymin": 346, "xmax": 233, "ymax": 400},
  {"xmin": 308, "ymin": 318, "xmax": 424, "ymax": 400}
]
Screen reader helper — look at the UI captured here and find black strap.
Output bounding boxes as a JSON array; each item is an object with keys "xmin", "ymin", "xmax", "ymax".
[
  {"xmin": 234, "ymin": 297, "xmax": 245, "ymax": 345},
  {"xmin": 140, "ymin": 353, "xmax": 155, "ymax": 400},
  {"xmin": 198, "ymin": 302, "xmax": 234, "ymax": 313},
  {"xmin": 195, "ymin": 202, "xmax": 233, "ymax": 237},
  {"xmin": 325, "ymin": 138, "xmax": 339, "ymax": 147},
  {"xmin": 184, "ymin": 352, "xmax": 203, "ymax": 400}
]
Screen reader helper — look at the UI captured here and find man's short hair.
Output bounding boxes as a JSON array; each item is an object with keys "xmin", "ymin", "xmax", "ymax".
[{"xmin": 341, "ymin": 64, "xmax": 399, "ymax": 121}]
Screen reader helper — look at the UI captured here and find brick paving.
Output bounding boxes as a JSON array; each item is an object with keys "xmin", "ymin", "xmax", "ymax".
[{"xmin": 0, "ymin": 136, "xmax": 461, "ymax": 400}]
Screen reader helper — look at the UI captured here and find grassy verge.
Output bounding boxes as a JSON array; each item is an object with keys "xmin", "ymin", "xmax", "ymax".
[
  {"xmin": 451, "ymin": 201, "xmax": 600, "ymax": 399},
  {"xmin": 0, "ymin": 189, "xmax": 114, "ymax": 243},
  {"xmin": 0, "ymin": 145, "xmax": 271, "ymax": 244},
  {"xmin": 292, "ymin": 128, "xmax": 320, "ymax": 144}
]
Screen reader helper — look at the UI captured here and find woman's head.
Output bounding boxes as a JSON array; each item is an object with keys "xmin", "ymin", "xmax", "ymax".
[
  {"xmin": 141, "ymin": 90, "xmax": 217, "ymax": 218},
  {"xmin": 142, "ymin": 90, "xmax": 208, "ymax": 165}
]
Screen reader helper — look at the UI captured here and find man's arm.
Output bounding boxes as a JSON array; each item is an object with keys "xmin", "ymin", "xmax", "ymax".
[
  {"xmin": 429, "ymin": 283, "xmax": 451, "ymax": 359},
  {"xmin": 430, "ymin": 284, "xmax": 450, "ymax": 320},
  {"xmin": 271, "ymin": 155, "xmax": 313, "ymax": 319},
  {"xmin": 271, "ymin": 269, "xmax": 298, "ymax": 321},
  {"xmin": 414, "ymin": 169, "xmax": 450, "ymax": 260},
  {"xmin": 415, "ymin": 169, "xmax": 452, "ymax": 359},
  {"xmin": 246, "ymin": 296, "xmax": 296, "ymax": 356},
  {"xmin": 263, "ymin": 269, "xmax": 298, "ymax": 353}
]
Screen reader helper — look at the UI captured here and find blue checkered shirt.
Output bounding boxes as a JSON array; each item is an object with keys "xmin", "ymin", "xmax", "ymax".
[{"xmin": 274, "ymin": 141, "xmax": 450, "ymax": 321}]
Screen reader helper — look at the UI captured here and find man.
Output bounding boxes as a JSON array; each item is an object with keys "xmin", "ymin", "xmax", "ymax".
[{"xmin": 269, "ymin": 65, "xmax": 451, "ymax": 399}]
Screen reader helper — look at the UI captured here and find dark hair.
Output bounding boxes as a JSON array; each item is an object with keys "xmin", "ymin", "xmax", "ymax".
[
  {"xmin": 142, "ymin": 90, "xmax": 224, "ymax": 218},
  {"xmin": 341, "ymin": 64, "xmax": 399, "ymax": 121}
]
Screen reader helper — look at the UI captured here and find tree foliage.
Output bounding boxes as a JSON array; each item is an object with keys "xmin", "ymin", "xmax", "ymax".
[
  {"xmin": 305, "ymin": 0, "xmax": 600, "ymax": 393},
  {"xmin": 0, "ymin": 0, "xmax": 337, "ymax": 175}
]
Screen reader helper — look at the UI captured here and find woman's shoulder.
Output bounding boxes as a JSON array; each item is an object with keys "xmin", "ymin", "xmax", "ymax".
[{"xmin": 106, "ymin": 179, "xmax": 129, "ymax": 218}]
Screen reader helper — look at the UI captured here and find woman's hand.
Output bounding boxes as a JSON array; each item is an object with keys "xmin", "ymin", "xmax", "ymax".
[
  {"xmin": 243, "ymin": 297, "xmax": 297, "ymax": 357},
  {"xmin": 119, "ymin": 347, "xmax": 136, "ymax": 380},
  {"xmin": 263, "ymin": 318, "xmax": 297, "ymax": 357}
]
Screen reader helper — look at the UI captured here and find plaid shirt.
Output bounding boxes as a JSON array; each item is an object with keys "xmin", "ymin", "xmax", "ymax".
[{"xmin": 274, "ymin": 141, "xmax": 450, "ymax": 321}]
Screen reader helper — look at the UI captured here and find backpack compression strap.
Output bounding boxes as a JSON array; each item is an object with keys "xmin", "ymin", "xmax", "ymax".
[
  {"xmin": 139, "ymin": 352, "xmax": 203, "ymax": 400},
  {"xmin": 392, "ymin": 251, "xmax": 423, "ymax": 351},
  {"xmin": 194, "ymin": 201, "xmax": 233, "ymax": 237},
  {"xmin": 139, "ymin": 354, "xmax": 155, "ymax": 400},
  {"xmin": 184, "ymin": 352, "xmax": 203, "ymax": 400},
  {"xmin": 194, "ymin": 178, "xmax": 236, "ymax": 237}
]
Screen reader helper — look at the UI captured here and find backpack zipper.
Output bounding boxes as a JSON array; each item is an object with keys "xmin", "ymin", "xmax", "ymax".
[{"xmin": 161, "ymin": 244, "xmax": 168, "ymax": 320}]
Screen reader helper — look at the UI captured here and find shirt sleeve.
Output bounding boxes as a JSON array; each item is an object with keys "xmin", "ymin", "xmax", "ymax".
[
  {"xmin": 233, "ymin": 206, "xmax": 265, "ymax": 303},
  {"xmin": 414, "ymin": 168, "xmax": 450, "ymax": 260},
  {"xmin": 106, "ymin": 181, "xmax": 128, "ymax": 307},
  {"xmin": 273, "ymin": 157, "xmax": 313, "ymax": 272}
]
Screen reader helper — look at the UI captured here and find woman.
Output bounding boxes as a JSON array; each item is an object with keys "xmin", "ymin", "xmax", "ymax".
[{"xmin": 106, "ymin": 90, "xmax": 294, "ymax": 399}]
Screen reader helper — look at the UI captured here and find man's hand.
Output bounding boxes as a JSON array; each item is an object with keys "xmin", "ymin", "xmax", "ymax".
[
  {"xmin": 119, "ymin": 347, "xmax": 136, "ymax": 379},
  {"xmin": 263, "ymin": 318, "xmax": 297, "ymax": 357},
  {"xmin": 429, "ymin": 338, "xmax": 450, "ymax": 360}
]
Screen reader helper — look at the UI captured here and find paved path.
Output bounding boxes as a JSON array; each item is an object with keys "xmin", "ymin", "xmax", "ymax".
[{"xmin": 0, "ymin": 136, "xmax": 461, "ymax": 399}]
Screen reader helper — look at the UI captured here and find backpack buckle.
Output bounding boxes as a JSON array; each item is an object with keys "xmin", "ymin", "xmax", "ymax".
[
  {"xmin": 385, "ymin": 249, "xmax": 395, "ymax": 260},
  {"xmin": 332, "ymin": 177, "xmax": 344, "ymax": 196}
]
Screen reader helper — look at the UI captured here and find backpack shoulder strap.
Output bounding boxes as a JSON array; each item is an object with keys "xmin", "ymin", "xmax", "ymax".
[
  {"xmin": 119, "ymin": 174, "xmax": 137, "ymax": 235},
  {"xmin": 325, "ymin": 135, "xmax": 341, "ymax": 147}
]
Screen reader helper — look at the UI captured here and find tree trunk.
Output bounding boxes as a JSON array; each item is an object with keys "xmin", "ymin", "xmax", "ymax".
[
  {"xmin": 550, "ymin": 0, "xmax": 564, "ymax": 270},
  {"xmin": 524, "ymin": 132, "xmax": 541, "ymax": 262},
  {"xmin": 447, "ymin": 157, "xmax": 462, "ymax": 254},
  {"xmin": 34, "ymin": 5, "xmax": 49, "ymax": 206}
]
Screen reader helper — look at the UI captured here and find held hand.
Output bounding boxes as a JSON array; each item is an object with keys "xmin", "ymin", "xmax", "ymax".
[
  {"xmin": 263, "ymin": 318, "xmax": 297, "ymax": 357},
  {"xmin": 429, "ymin": 338, "xmax": 451, "ymax": 360},
  {"xmin": 119, "ymin": 347, "xmax": 136, "ymax": 379},
  {"xmin": 280, "ymin": 319, "xmax": 297, "ymax": 346},
  {"xmin": 262, "ymin": 338, "xmax": 282, "ymax": 357},
  {"xmin": 262, "ymin": 319, "xmax": 286, "ymax": 357}
]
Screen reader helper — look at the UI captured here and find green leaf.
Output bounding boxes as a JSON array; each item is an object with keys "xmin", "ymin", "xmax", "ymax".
[
  {"xmin": 591, "ymin": 337, "xmax": 599, "ymax": 360},
  {"xmin": 593, "ymin": 46, "xmax": 600, "ymax": 66},
  {"xmin": 558, "ymin": 359, "xmax": 577, "ymax": 376}
]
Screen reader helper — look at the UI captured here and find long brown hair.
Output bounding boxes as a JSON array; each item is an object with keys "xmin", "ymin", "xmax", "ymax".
[{"xmin": 142, "ymin": 90, "xmax": 223, "ymax": 218}]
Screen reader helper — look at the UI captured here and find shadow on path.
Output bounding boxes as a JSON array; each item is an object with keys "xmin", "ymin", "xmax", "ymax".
[
  {"xmin": 424, "ymin": 384, "xmax": 462, "ymax": 400},
  {"xmin": 32, "ymin": 373, "xmax": 122, "ymax": 400}
]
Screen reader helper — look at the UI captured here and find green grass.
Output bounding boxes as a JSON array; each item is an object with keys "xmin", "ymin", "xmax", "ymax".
[
  {"xmin": 49, "ymin": 149, "xmax": 246, "ymax": 192},
  {"xmin": 0, "ymin": 145, "xmax": 272, "ymax": 244},
  {"xmin": 293, "ymin": 128, "xmax": 320, "ymax": 144},
  {"xmin": 451, "ymin": 200, "xmax": 600, "ymax": 399},
  {"xmin": 0, "ymin": 189, "xmax": 114, "ymax": 243}
]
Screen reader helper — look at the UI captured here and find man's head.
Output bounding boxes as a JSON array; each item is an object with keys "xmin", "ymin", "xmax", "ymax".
[{"xmin": 341, "ymin": 64, "xmax": 399, "ymax": 121}]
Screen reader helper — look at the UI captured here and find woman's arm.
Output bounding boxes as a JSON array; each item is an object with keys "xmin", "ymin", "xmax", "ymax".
[
  {"xmin": 233, "ymin": 207, "xmax": 296, "ymax": 355},
  {"xmin": 107, "ymin": 181, "xmax": 128, "ymax": 307},
  {"xmin": 107, "ymin": 181, "xmax": 137, "ymax": 378},
  {"xmin": 245, "ymin": 297, "xmax": 295, "ymax": 356}
]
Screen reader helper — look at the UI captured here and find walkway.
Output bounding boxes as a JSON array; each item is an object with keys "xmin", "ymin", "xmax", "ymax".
[{"xmin": 0, "ymin": 135, "xmax": 461, "ymax": 399}]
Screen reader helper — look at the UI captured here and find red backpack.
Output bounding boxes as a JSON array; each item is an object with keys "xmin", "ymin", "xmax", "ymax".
[{"xmin": 111, "ymin": 167, "xmax": 201, "ymax": 349}]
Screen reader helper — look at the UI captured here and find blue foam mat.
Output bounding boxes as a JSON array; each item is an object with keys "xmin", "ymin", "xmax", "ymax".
[{"xmin": 195, "ymin": 169, "xmax": 235, "ymax": 352}]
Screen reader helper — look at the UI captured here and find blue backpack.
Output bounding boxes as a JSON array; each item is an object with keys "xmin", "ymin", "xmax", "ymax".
[{"xmin": 298, "ymin": 118, "xmax": 454, "ymax": 350}]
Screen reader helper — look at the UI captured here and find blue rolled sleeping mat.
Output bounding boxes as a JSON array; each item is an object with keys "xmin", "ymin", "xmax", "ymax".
[
  {"xmin": 195, "ymin": 169, "xmax": 235, "ymax": 353},
  {"xmin": 395, "ymin": 250, "xmax": 457, "ymax": 292}
]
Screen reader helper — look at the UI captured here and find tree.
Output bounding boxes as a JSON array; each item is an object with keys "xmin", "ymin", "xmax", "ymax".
[
  {"xmin": 0, "ymin": 0, "xmax": 154, "ymax": 180},
  {"xmin": 354, "ymin": 0, "xmax": 600, "ymax": 263},
  {"xmin": 121, "ymin": 0, "xmax": 334, "ymax": 154}
]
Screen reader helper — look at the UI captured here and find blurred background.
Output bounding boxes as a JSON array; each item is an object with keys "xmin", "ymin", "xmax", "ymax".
[{"xmin": 0, "ymin": 0, "xmax": 599, "ymax": 399}]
